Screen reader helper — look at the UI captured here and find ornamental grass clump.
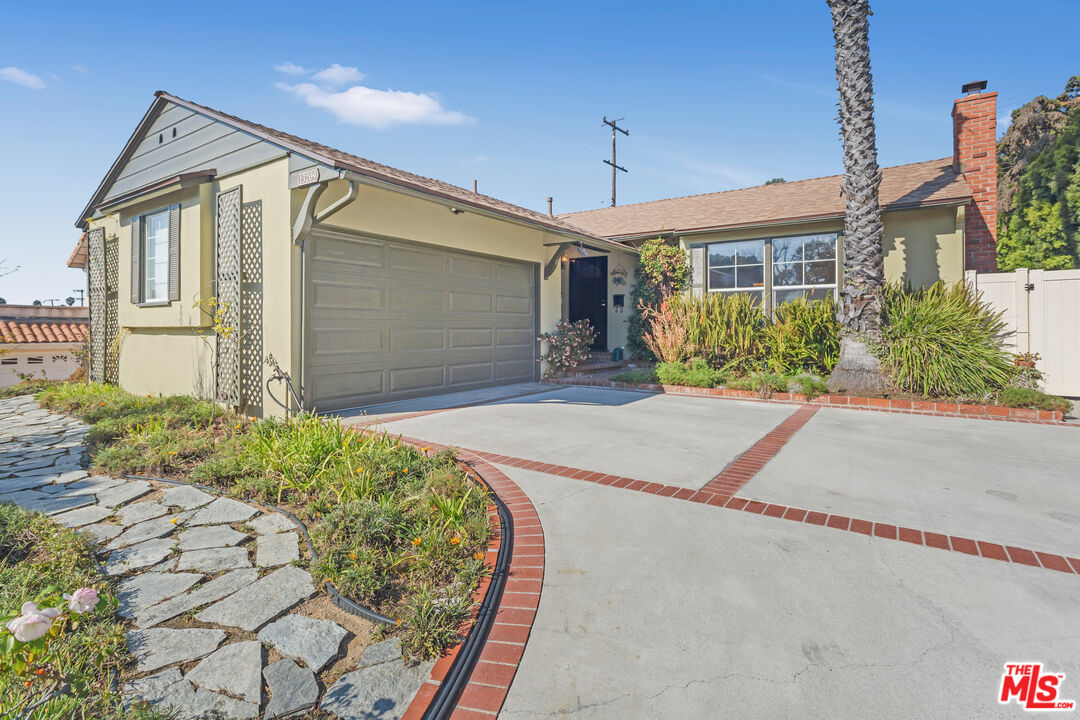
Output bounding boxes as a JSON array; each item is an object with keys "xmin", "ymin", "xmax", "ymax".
[
  {"xmin": 877, "ymin": 282, "xmax": 1013, "ymax": 398},
  {"xmin": 539, "ymin": 319, "xmax": 595, "ymax": 377},
  {"xmin": 763, "ymin": 298, "xmax": 840, "ymax": 376}
]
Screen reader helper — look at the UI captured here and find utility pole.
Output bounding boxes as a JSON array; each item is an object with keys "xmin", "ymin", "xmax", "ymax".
[
  {"xmin": 72, "ymin": 289, "xmax": 85, "ymax": 306},
  {"xmin": 602, "ymin": 116, "xmax": 629, "ymax": 207}
]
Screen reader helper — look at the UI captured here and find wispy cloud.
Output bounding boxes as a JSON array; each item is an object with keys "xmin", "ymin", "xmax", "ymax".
[
  {"xmin": 311, "ymin": 63, "xmax": 364, "ymax": 87},
  {"xmin": 275, "ymin": 61, "xmax": 307, "ymax": 75},
  {"xmin": 275, "ymin": 62, "xmax": 472, "ymax": 130},
  {"xmin": 278, "ymin": 81, "xmax": 473, "ymax": 129},
  {"xmin": 72, "ymin": 64, "xmax": 88, "ymax": 74},
  {"xmin": 0, "ymin": 67, "xmax": 45, "ymax": 90}
]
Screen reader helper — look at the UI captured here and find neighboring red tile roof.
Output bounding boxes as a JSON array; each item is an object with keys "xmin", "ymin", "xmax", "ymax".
[
  {"xmin": 67, "ymin": 232, "xmax": 88, "ymax": 269},
  {"xmin": 0, "ymin": 319, "xmax": 88, "ymax": 344},
  {"xmin": 559, "ymin": 158, "xmax": 973, "ymax": 238}
]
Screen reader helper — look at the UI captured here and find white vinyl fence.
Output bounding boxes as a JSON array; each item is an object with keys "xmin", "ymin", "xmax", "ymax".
[{"xmin": 966, "ymin": 268, "xmax": 1080, "ymax": 397}]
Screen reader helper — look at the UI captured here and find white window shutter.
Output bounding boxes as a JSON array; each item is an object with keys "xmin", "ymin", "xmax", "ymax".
[
  {"xmin": 130, "ymin": 217, "xmax": 142, "ymax": 304},
  {"xmin": 168, "ymin": 204, "xmax": 181, "ymax": 301}
]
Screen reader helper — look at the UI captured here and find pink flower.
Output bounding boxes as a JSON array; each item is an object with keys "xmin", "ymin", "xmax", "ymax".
[
  {"xmin": 64, "ymin": 588, "xmax": 99, "ymax": 614},
  {"xmin": 5, "ymin": 603, "xmax": 61, "ymax": 642}
]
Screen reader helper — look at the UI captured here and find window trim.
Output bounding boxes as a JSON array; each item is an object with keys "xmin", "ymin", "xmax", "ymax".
[
  {"xmin": 693, "ymin": 231, "xmax": 842, "ymax": 314},
  {"xmin": 132, "ymin": 203, "xmax": 180, "ymax": 307},
  {"xmin": 141, "ymin": 209, "xmax": 171, "ymax": 304}
]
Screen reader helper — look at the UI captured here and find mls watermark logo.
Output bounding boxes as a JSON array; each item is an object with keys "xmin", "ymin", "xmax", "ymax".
[{"xmin": 1000, "ymin": 663, "xmax": 1075, "ymax": 711}]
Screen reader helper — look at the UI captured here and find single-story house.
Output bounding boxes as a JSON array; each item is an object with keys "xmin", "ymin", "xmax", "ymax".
[
  {"xmin": 75, "ymin": 92, "xmax": 636, "ymax": 416},
  {"xmin": 561, "ymin": 84, "xmax": 999, "ymax": 311},
  {"xmin": 0, "ymin": 305, "xmax": 88, "ymax": 387}
]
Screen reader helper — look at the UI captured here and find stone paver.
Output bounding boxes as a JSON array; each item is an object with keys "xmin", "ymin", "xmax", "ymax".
[
  {"xmin": 322, "ymin": 657, "xmax": 435, "ymax": 720},
  {"xmin": 117, "ymin": 500, "xmax": 169, "ymax": 525},
  {"xmin": 264, "ymin": 659, "xmax": 319, "ymax": 719},
  {"xmin": 137, "ymin": 568, "xmax": 259, "ymax": 628},
  {"xmin": 126, "ymin": 628, "xmax": 225, "ymax": 673},
  {"xmin": 187, "ymin": 497, "xmax": 257, "ymax": 526},
  {"xmin": 106, "ymin": 515, "xmax": 181, "ymax": 550},
  {"xmin": 117, "ymin": 572, "xmax": 202, "ymax": 619},
  {"xmin": 185, "ymin": 640, "xmax": 263, "ymax": 704},
  {"xmin": 196, "ymin": 565, "xmax": 316, "ymax": 631},
  {"xmin": 176, "ymin": 524, "xmax": 247, "ymax": 551},
  {"xmin": 256, "ymin": 531, "xmax": 299, "ymax": 567},
  {"xmin": 50, "ymin": 503, "xmax": 112, "ymax": 528},
  {"xmin": 80, "ymin": 522, "xmax": 124, "ymax": 543},
  {"xmin": 123, "ymin": 668, "xmax": 197, "ymax": 713},
  {"xmin": 96, "ymin": 479, "xmax": 152, "ymax": 507},
  {"xmin": 258, "ymin": 613, "xmax": 349, "ymax": 672},
  {"xmin": 160, "ymin": 484, "xmax": 214, "ymax": 510},
  {"xmin": 175, "ymin": 546, "xmax": 252, "ymax": 572},
  {"xmin": 105, "ymin": 538, "xmax": 177, "ymax": 576},
  {"xmin": 248, "ymin": 512, "xmax": 295, "ymax": 535}
]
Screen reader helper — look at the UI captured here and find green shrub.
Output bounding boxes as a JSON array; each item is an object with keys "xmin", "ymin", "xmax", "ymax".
[
  {"xmin": 669, "ymin": 293, "xmax": 767, "ymax": 371},
  {"xmin": 788, "ymin": 373, "xmax": 828, "ymax": 399},
  {"xmin": 627, "ymin": 236, "xmax": 690, "ymax": 360},
  {"xmin": 609, "ymin": 368, "xmax": 659, "ymax": 384},
  {"xmin": 764, "ymin": 298, "xmax": 840, "ymax": 375},
  {"xmin": 655, "ymin": 359, "xmax": 726, "ymax": 388},
  {"xmin": 998, "ymin": 387, "xmax": 1074, "ymax": 414},
  {"xmin": 877, "ymin": 282, "xmax": 1013, "ymax": 398}
]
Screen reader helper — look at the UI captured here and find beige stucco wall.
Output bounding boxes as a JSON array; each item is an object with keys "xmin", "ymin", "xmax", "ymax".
[
  {"xmin": 302, "ymin": 178, "xmax": 637, "ymax": 363},
  {"xmin": 0, "ymin": 345, "xmax": 82, "ymax": 387},
  {"xmin": 676, "ymin": 205, "xmax": 964, "ymax": 292},
  {"xmin": 94, "ymin": 158, "xmax": 293, "ymax": 415}
]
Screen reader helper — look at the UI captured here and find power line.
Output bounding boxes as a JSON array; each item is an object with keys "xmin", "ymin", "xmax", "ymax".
[{"xmin": 602, "ymin": 116, "xmax": 629, "ymax": 207}]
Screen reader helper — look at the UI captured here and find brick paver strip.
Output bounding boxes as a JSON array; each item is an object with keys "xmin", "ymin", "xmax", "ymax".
[
  {"xmin": 700, "ymin": 405, "xmax": 820, "ymax": 496},
  {"xmin": 423, "ymin": 441, "xmax": 1079, "ymax": 578}
]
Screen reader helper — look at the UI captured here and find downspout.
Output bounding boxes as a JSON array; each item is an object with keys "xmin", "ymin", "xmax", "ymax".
[{"xmin": 292, "ymin": 179, "xmax": 358, "ymax": 413}]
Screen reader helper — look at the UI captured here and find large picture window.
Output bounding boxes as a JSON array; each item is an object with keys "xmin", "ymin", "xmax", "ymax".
[{"xmin": 703, "ymin": 233, "xmax": 838, "ymax": 310}]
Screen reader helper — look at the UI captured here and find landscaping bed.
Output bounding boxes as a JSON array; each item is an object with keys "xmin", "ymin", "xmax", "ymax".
[
  {"xmin": 34, "ymin": 382, "xmax": 493, "ymax": 661},
  {"xmin": 0, "ymin": 502, "xmax": 170, "ymax": 720}
]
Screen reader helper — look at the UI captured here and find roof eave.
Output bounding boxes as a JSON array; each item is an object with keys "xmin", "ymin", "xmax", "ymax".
[{"xmin": 594, "ymin": 196, "xmax": 972, "ymax": 242}]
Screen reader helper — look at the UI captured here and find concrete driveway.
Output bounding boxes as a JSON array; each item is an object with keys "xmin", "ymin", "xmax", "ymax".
[{"xmin": 361, "ymin": 386, "xmax": 1080, "ymax": 719}]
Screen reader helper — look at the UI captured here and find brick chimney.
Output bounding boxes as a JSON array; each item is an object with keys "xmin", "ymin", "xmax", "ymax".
[{"xmin": 952, "ymin": 82, "xmax": 998, "ymax": 273}]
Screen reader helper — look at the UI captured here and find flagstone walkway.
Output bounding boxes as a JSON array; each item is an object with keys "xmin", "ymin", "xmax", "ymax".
[{"xmin": 0, "ymin": 395, "xmax": 433, "ymax": 719}]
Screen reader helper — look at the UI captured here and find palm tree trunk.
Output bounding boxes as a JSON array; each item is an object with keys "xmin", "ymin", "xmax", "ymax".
[{"xmin": 826, "ymin": 0, "xmax": 888, "ymax": 396}]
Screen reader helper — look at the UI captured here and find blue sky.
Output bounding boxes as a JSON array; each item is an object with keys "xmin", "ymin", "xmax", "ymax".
[{"xmin": 1, "ymin": 0, "xmax": 1076, "ymax": 304}]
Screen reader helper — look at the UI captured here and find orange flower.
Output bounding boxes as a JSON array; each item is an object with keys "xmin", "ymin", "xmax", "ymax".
[
  {"xmin": 396, "ymin": 618, "xmax": 403, "ymax": 627},
  {"xmin": 98, "ymin": 402, "xmax": 105, "ymax": 407},
  {"xmin": 349, "ymin": 551, "xmax": 357, "ymax": 560},
  {"xmin": 403, "ymin": 468, "xmax": 409, "ymax": 475},
  {"xmin": 24, "ymin": 681, "xmax": 31, "ymax": 687},
  {"xmin": 421, "ymin": 447, "xmax": 430, "ymax": 453},
  {"xmin": 473, "ymin": 552, "xmax": 485, "ymax": 561},
  {"xmin": 411, "ymin": 537, "xmax": 422, "ymax": 547},
  {"xmin": 34, "ymin": 668, "xmax": 46, "ymax": 676},
  {"xmin": 449, "ymin": 537, "xmax": 461, "ymax": 545}
]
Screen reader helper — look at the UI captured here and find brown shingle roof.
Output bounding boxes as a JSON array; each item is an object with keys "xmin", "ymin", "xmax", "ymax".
[
  {"xmin": 559, "ymin": 158, "xmax": 972, "ymax": 239},
  {"xmin": 0, "ymin": 319, "xmax": 88, "ymax": 344},
  {"xmin": 156, "ymin": 92, "xmax": 612, "ymax": 245}
]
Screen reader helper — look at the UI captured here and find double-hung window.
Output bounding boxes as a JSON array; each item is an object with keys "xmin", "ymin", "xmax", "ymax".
[
  {"xmin": 702, "ymin": 232, "xmax": 839, "ymax": 311},
  {"xmin": 143, "ymin": 210, "xmax": 170, "ymax": 302},
  {"xmin": 132, "ymin": 205, "xmax": 179, "ymax": 305}
]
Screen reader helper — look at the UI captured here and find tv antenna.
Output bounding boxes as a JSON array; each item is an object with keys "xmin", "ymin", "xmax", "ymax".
[{"xmin": 602, "ymin": 116, "xmax": 629, "ymax": 207}]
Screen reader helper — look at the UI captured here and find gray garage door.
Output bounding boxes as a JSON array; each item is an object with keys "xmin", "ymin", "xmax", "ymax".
[{"xmin": 305, "ymin": 228, "xmax": 539, "ymax": 411}]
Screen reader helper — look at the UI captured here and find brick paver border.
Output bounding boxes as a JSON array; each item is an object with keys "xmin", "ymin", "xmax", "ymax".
[
  {"xmin": 394, "ymin": 447, "xmax": 543, "ymax": 720},
  {"xmin": 546, "ymin": 377, "xmax": 1072, "ymax": 425}
]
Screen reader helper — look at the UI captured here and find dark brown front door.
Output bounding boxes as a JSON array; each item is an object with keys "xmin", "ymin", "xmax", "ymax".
[{"xmin": 569, "ymin": 256, "xmax": 608, "ymax": 351}]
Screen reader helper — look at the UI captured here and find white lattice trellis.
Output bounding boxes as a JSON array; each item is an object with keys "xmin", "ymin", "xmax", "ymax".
[
  {"xmin": 88, "ymin": 228, "xmax": 106, "ymax": 383},
  {"xmin": 215, "ymin": 186, "xmax": 243, "ymax": 406}
]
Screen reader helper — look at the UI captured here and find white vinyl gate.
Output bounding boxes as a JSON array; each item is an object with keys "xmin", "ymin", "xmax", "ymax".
[{"xmin": 966, "ymin": 268, "xmax": 1080, "ymax": 397}]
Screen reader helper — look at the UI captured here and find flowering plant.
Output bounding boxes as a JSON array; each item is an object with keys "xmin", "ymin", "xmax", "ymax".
[
  {"xmin": 1, "ymin": 586, "xmax": 103, "ymax": 709},
  {"xmin": 539, "ymin": 319, "xmax": 595, "ymax": 378}
]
